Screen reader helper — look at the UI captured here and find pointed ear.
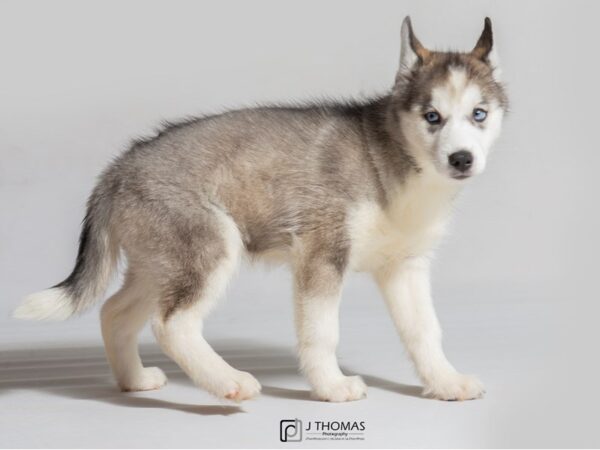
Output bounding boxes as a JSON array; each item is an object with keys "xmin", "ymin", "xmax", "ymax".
[
  {"xmin": 472, "ymin": 17, "xmax": 494, "ymax": 60},
  {"xmin": 398, "ymin": 16, "xmax": 430, "ymax": 77},
  {"xmin": 472, "ymin": 17, "xmax": 501, "ymax": 79}
]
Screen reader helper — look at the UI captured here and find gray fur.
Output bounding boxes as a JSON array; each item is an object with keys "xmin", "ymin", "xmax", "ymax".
[
  {"xmin": 92, "ymin": 100, "xmax": 397, "ymax": 318},
  {"xmin": 35, "ymin": 20, "xmax": 507, "ymax": 320},
  {"xmin": 13, "ymin": 17, "xmax": 510, "ymax": 402}
]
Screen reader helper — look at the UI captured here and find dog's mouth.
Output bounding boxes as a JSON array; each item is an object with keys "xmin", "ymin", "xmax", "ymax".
[
  {"xmin": 451, "ymin": 173, "xmax": 472, "ymax": 180},
  {"xmin": 447, "ymin": 168, "xmax": 476, "ymax": 180}
]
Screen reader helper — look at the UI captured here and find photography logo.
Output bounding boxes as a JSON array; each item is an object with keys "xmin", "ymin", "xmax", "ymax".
[
  {"xmin": 280, "ymin": 419, "xmax": 303, "ymax": 442},
  {"xmin": 280, "ymin": 418, "xmax": 366, "ymax": 442}
]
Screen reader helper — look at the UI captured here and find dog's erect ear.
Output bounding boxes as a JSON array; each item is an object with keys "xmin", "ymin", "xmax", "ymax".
[
  {"xmin": 472, "ymin": 17, "xmax": 501, "ymax": 79},
  {"xmin": 472, "ymin": 17, "xmax": 494, "ymax": 60},
  {"xmin": 398, "ymin": 16, "xmax": 430, "ymax": 77}
]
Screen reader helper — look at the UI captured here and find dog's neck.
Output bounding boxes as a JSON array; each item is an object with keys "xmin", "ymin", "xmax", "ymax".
[{"xmin": 361, "ymin": 95, "xmax": 463, "ymax": 213}]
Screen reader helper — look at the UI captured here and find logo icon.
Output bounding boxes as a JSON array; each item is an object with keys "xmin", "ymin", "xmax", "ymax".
[{"xmin": 280, "ymin": 419, "xmax": 303, "ymax": 442}]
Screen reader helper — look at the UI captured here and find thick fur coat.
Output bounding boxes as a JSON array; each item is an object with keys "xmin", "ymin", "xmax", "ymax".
[{"xmin": 15, "ymin": 17, "xmax": 507, "ymax": 402}]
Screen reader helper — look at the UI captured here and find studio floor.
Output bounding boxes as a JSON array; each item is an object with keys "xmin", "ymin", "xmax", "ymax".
[{"xmin": 1, "ymin": 281, "xmax": 597, "ymax": 449}]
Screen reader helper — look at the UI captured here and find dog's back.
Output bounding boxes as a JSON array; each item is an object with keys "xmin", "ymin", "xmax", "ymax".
[{"xmin": 14, "ymin": 17, "xmax": 506, "ymax": 403}]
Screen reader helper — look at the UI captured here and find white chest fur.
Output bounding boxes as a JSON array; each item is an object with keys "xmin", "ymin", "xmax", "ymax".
[{"xmin": 347, "ymin": 174, "xmax": 460, "ymax": 272}]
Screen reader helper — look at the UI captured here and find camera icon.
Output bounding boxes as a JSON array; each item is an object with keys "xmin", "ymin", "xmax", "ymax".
[{"xmin": 280, "ymin": 419, "xmax": 303, "ymax": 442}]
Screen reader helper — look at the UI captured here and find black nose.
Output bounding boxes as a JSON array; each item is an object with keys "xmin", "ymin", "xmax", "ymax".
[{"xmin": 448, "ymin": 151, "xmax": 474, "ymax": 173}]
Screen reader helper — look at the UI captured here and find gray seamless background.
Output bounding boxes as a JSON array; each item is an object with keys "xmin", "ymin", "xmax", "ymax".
[{"xmin": 1, "ymin": 0, "xmax": 599, "ymax": 448}]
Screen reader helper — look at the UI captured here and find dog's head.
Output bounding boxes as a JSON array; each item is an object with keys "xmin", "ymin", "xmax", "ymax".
[{"xmin": 391, "ymin": 17, "xmax": 508, "ymax": 180}]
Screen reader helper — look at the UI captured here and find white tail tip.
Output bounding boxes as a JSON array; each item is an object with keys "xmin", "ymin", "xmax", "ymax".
[{"xmin": 13, "ymin": 287, "xmax": 76, "ymax": 321}]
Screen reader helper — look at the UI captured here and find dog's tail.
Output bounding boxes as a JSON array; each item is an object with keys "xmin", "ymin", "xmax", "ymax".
[{"xmin": 14, "ymin": 188, "xmax": 118, "ymax": 321}]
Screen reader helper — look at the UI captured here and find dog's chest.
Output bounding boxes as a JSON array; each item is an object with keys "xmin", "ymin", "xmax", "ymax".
[{"xmin": 347, "ymin": 178, "xmax": 457, "ymax": 272}]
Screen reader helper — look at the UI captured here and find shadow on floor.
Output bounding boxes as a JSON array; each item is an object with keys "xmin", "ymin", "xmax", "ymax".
[{"xmin": 0, "ymin": 339, "xmax": 423, "ymax": 413}]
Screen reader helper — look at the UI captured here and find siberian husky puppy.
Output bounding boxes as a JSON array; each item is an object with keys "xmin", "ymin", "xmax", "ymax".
[{"xmin": 16, "ymin": 17, "xmax": 507, "ymax": 402}]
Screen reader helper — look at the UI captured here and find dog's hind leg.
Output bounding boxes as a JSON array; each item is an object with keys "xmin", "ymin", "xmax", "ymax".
[
  {"xmin": 294, "ymin": 246, "xmax": 367, "ymax": 402},
  {"xmin": 151, "ymin": 207, "xmax": 261, "ymax": 402},
  {"xmin": 101, "ymin": 271, "xmax": 166, "ymax": 392}
]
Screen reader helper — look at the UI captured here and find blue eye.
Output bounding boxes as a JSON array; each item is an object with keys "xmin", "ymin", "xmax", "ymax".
[
  {"xmin": 424, "ymin": 111, "xmax": 441, "ymax": 124},
  {"xmin": 473, "ymin": 108, "xmax": 487, "ymax": 122}
]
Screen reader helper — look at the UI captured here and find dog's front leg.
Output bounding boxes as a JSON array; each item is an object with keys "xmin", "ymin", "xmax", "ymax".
[
  {"xmin": 294, "ymin": 258, "xmax": 367, "ymax": 402},
  {"xmin": 375, "ymin": 256, "xmax": 484, "ymax": 401}
]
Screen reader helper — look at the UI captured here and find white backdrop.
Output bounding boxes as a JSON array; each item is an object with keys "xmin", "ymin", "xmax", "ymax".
[{"xmin": 1, "ymin": 1, "xmax": 599, "ymax": 447}]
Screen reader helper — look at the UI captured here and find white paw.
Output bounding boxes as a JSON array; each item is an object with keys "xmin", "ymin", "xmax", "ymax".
[
  {"xmin": 424, "ymin": 373, "xmax": 485, "ymax": 401},
  {"xmin": 312, "ymin": 376, "xmax": 367, "ymax": 402},
  {"xmin": 211, "ymin": 370, "xmax": 262, "ymax": 402},
  {"xmin": 119, "ymin": 367, "xmax": 168, "ymax": 392}
]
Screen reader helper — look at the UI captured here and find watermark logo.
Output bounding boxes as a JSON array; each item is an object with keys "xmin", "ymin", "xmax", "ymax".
[
  {"xmin": 279, "ymin": 419, "xmax": 365, "ymax": 442},
  {"xmin": 280, "ymin": 419, "xmax": 303, "ymax": 442}
]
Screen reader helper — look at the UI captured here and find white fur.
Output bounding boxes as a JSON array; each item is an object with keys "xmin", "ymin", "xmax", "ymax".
[
  {"xmin": 16, "ymin": 33, "xmax": 503, "ymax": 404},
  {"xmin": 375, "ymin": 257, "xmax": 484, "ymax": 400},
  {"xmin": 433, "ymin": 70, "xmax": 487, "ymax": 175},
  {"xmin": 151, "ymin": 207, "xmax": 261, "ymax": 402},
  {"xmin": 101, "ymin": 273, "xmax": 165, "ymax": 392},
  {"xmin": 14, "ymin": 228, "xmax": 117, "ymax": 320},
  {"xmin": 349, "ymin": 40, "xmax": 504, "ymax": 400},
  {"xmin": 13, "ymin": 287, "xmax": 75, "ymax": 321},
  {"xmin": 348, "ymin": 171, "xmax": 458, "ymax": 273},
  {"xmin": 487, "ymin": 45, "xmax": 502, "ymax": 81},
  {"xmin": 152, "ymin": 304, "xmax": 261, "ymax": 401},
  {"xmin": 347, "ymin": 128, "xmax": 490, "ymax": 400},
  {"xmin": 401, "ymin": 68, "xmax": 504, "ymax": 180},
  {"xmin": 295, "ymin": 291, "xmax": 367, "ymax": 402}
]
